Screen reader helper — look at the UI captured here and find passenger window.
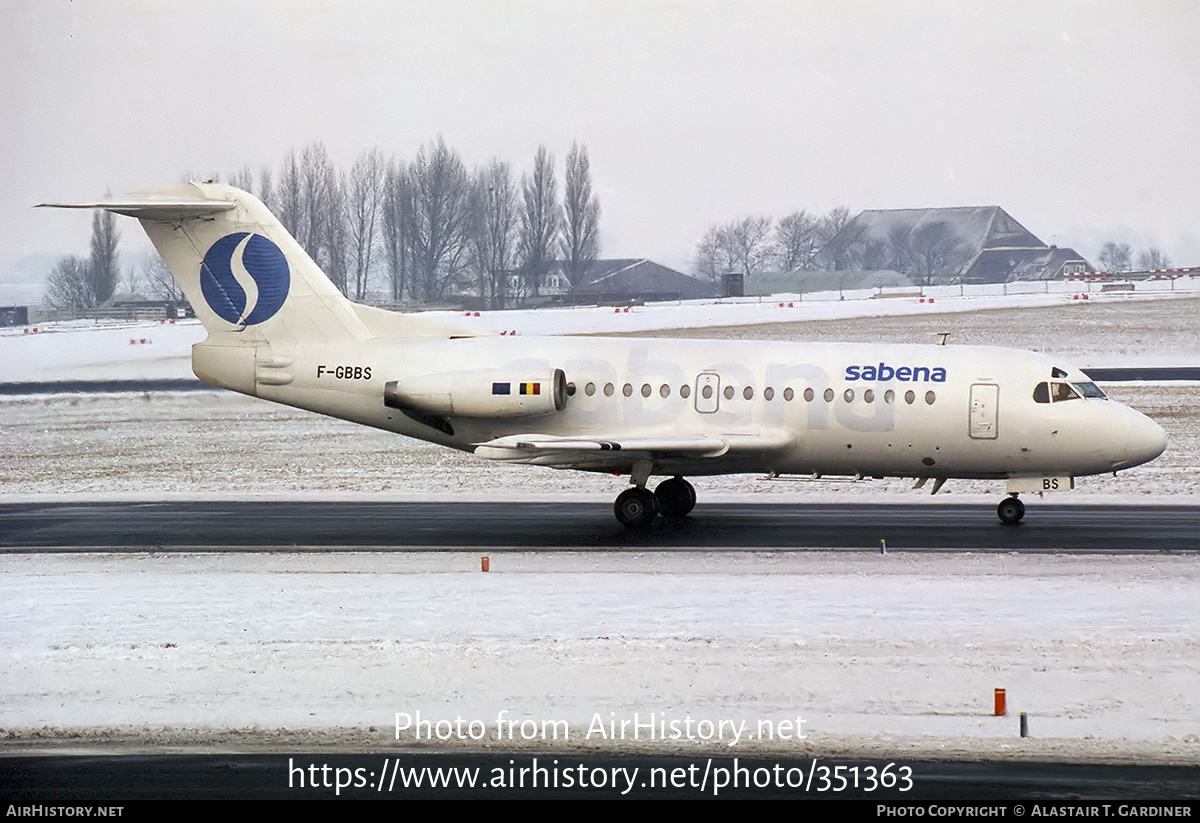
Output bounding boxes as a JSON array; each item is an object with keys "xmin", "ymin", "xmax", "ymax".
[
  {"xmin": 784, "ymin": 387, "xmax": 795, "ymax": 401},
  {"xmin": 904, "ymin": 390, "xmax": 915, "ymax": 405},
  {"xmin": 724, "ymin": 386, "xmax": 735, "ymax": 400},
  {"xmin": 604, "ymin": 383, "xmax": 614, "ymax": 397},
  {"xmin": 823, "ymin": 388, "xmax": 835, "ymax": 403},
  {"xmin": 641, "ymin": 383, "xmax": 652, "ymax": 398},
  {"xmin": 864, "ymin": 389, "xmax": 875, "ymax": 403},
  {"xmin": 884, "ymin": 389, "xmax": 894, "ymax": 404},
  {"xmin": 925, "ymin": 390, "xmax": 936, "ymax": 405},
  {"xmin": 585, "ymin": 382, "xmax": 596, "ymax": 397},
  {"xmin": 843, "ymin": 389, "xmax": 854, "ymax": 403},
  {"xmin": 743, "ymin": 386, "xmax": 754, "ymax": 400},
  {"xmin": 659, "ymin": 384, "xmax": 670, "ymax": 398},
  {"xmin": 803, "ymin": 387, "xmax": 814, "ymax": 402},
  {"xmin": 622, "ymin": 383, "xmax": 633, "ymax": 397},
  {"xmin": 764, "ymin": 387, "xmax": 775, "ymax": 401},
  {"xmin": 680, "ymin": 384, "xmax": 691, "ymax": 399}
]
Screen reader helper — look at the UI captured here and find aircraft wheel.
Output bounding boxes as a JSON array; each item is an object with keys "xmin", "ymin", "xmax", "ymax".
[
  {"xmin": 997, "ymin": 496, "xmax": 1025, "ymax": 525},
  {"xmin": 615, "ymin": 487, "xmax": 659, "ymax": 528},
  {"xmin": 655, "ymin": 477, "xmax": 696, "ymax": 519}
]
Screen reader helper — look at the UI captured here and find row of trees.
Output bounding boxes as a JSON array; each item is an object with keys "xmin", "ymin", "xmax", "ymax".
[
  {"xmin": 45, "ymin": 138, "xmax": 602, "ymax": 311},
  {"xmin": 828, "ymin": 220, "xmax": 972, "ymax": 286},
  {"xmin": 1097, "ymin": 242, "xmax": 1172, "ymax": 273},
  {"xmin": 693, "ymin": 209, "xmax": 850, "ymax": 282},
  {"xmin": 693, "ymin": 210, "xmax": 974, "ymax": 286},
  {"xmin": 697, "ymin": 213, "xmax": 1178, "ymax": 287},
  {"xmin": 233, "ymin": 138, "xmax": 600, "ymax": 307}
]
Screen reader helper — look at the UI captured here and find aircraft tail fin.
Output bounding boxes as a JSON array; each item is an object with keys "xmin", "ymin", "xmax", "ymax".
[{"xmin": 39, "ymin": 182, "xmax": 472, "ymax": 344}]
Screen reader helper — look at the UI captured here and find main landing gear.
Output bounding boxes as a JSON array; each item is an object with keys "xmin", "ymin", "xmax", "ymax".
[
  {"xmin": 614, "ymin": 476, "xmax": 697, "ymax": 528},
  {"xmin": 997, "ymin": 495, "xmax": 1025, "ymax": 525}
]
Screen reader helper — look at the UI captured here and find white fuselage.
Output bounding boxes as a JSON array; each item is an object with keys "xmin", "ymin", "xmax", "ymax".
[{"xmin": 221, "ymin": 334, "xmax": 1167, "ymax": 483}]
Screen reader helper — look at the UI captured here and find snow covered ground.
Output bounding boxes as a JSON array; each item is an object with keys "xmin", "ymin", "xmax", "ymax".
[
  {"xmin": 3, "ymin": 551, "xmax": 1198, "ymax": 764},
  {"xmin": 2, "ymin": 288, "xmax": 1199, "ymax": 764}
]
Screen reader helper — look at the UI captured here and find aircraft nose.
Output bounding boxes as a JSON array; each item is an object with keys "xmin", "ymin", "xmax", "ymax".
[{"xmin": 1113, "ymin": 411, "xmax": 1167, "ymax": 470}]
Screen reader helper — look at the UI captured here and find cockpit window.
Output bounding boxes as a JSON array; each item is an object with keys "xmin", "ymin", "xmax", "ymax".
[
  {"xmin": 1073, "ymin": 382, "xmax": 1107, "ymax": 399},
  {"xmin": 1034, "ymin": 381, "xmax": 1094, "ymax": 403},
  {"xmin": 1051, "ymin": 382, "xmax": 1081, "ymax": 402}
]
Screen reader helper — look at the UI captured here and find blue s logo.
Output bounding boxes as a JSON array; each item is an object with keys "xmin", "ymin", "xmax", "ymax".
[{"xmin": 200, "ymin": 233, "xmax": 290, "ymax": 325}]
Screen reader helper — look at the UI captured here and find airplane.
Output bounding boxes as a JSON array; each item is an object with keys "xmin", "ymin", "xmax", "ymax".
[{"xmin": 40, "ymin": 183, "xmax": 1168, "ymax": 528}]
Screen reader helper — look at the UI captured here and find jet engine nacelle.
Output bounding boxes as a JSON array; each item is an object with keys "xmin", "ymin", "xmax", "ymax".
[{"xmin": 384, "ymin": 368, "xmax": 567, "ymax": 419}]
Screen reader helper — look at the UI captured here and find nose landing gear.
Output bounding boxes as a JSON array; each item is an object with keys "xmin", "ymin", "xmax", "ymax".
[{"xmin": 997, "ymin": 495, "xmax": 1025, "ymax": 525}]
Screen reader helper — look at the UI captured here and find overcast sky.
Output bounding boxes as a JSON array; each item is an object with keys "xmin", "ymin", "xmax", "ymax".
[{"xmin": 3, "ymin": 0, "xmax": 1198, "ymax": 277}]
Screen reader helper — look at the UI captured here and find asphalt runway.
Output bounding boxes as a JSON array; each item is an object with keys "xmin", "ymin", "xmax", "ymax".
[{"xmin": 2, "ymin": 501, "xmax": 1197, "ymax": 552}]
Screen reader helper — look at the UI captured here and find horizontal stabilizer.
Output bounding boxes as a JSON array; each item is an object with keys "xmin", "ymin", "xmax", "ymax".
[{"xmin": 37, "ymin": 195, "xmax": 236, "ymax": 221}]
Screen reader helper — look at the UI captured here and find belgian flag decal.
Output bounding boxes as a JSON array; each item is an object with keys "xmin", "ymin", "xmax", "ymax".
[{"xmin": 492, "ymin": 382, "xmax": 541, "ymax": 396}]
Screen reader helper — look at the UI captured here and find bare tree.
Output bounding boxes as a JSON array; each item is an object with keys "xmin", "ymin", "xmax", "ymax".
[
  {"xmin": 44, "ymin": 256, "xmax": 91, "ymax": 312},
  {"xmin": 908, "ymin": 222, "xmax": 950, "ymax": 285},
  {"xmin": 517, "ymin": 145, "xmax": 560, "ymax": 298},
  {"xmin": 560, "ymin": 142, "xmax": 600, "ymax": 291},
  {"xmin": 345, "ymin": 148, "xmax": 386, "ymax": 299},
  {"xmin": 275, "ymin": 150, "xmax": 303, "ymax": 238},
  {"xmin": 693, "ymin": 223, "xmax": 733, "ymax": 282},
  {"xmin": 87, "ymin": 209, "xmax": 120, "ymax": 306},
  {"xmin": 900, "ymin": 221, "xmax": 964, "ymax": 286},
  {"xmin": 407, "ymin": 137, "xmax": 473, "ymax": 302},
  {"xmin": 846, "ymin": 237, "xmax": 893, "ymax": 271},
  {"xmin": 1098, "ymin": 241, "xmax": 1132, "ymax": 273},
  {"xmin": 382, "ymin": 158, "xmax": 415, "ymax": 302},
  {"xmin": 258, "ymin": 166, "xmax": 274, "ymax": 211},
  {"xmin": 692, "ymin": 217, "xmax": 773, "ymax": 280},
  {"xmin": 143, "ymin": 251, "xmax": 185, "ymax": 304},
  {"xmin": 1137, "ymin": 247, "xmax": 1171, "ymax": 270},
  {"xmin": 774, "ymin": 211, "xmax": 820, "ymax": 271},
  {"xmin": 725, "ymin": 216, "xmax": 775, "ymax": 276},
  {"xmin": 470, "ymin": 159, "xmax": 518, "ymax": 309},
  {"xmin": 229, "ymin": 166, "xmax": 255, "ymax": 193},
  {"xmin": 121, "ymin": 261, "xmax": 143, "ymax": 296},
  {"xmin": 322, "ymin": 167, "xmax": 351, "ymax": 295},
  {"xmin": 817, "ymin": 206, "xmax": 851, "ymax": 246},
  {"xmin": 299, "ymin": 142, "xmax": 333, "ymax": 265}
]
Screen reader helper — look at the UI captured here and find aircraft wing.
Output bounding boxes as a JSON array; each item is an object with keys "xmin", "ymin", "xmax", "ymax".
[{"xmin": 474, "ymin": 431, "xmax": 793, "ymax": 468}]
